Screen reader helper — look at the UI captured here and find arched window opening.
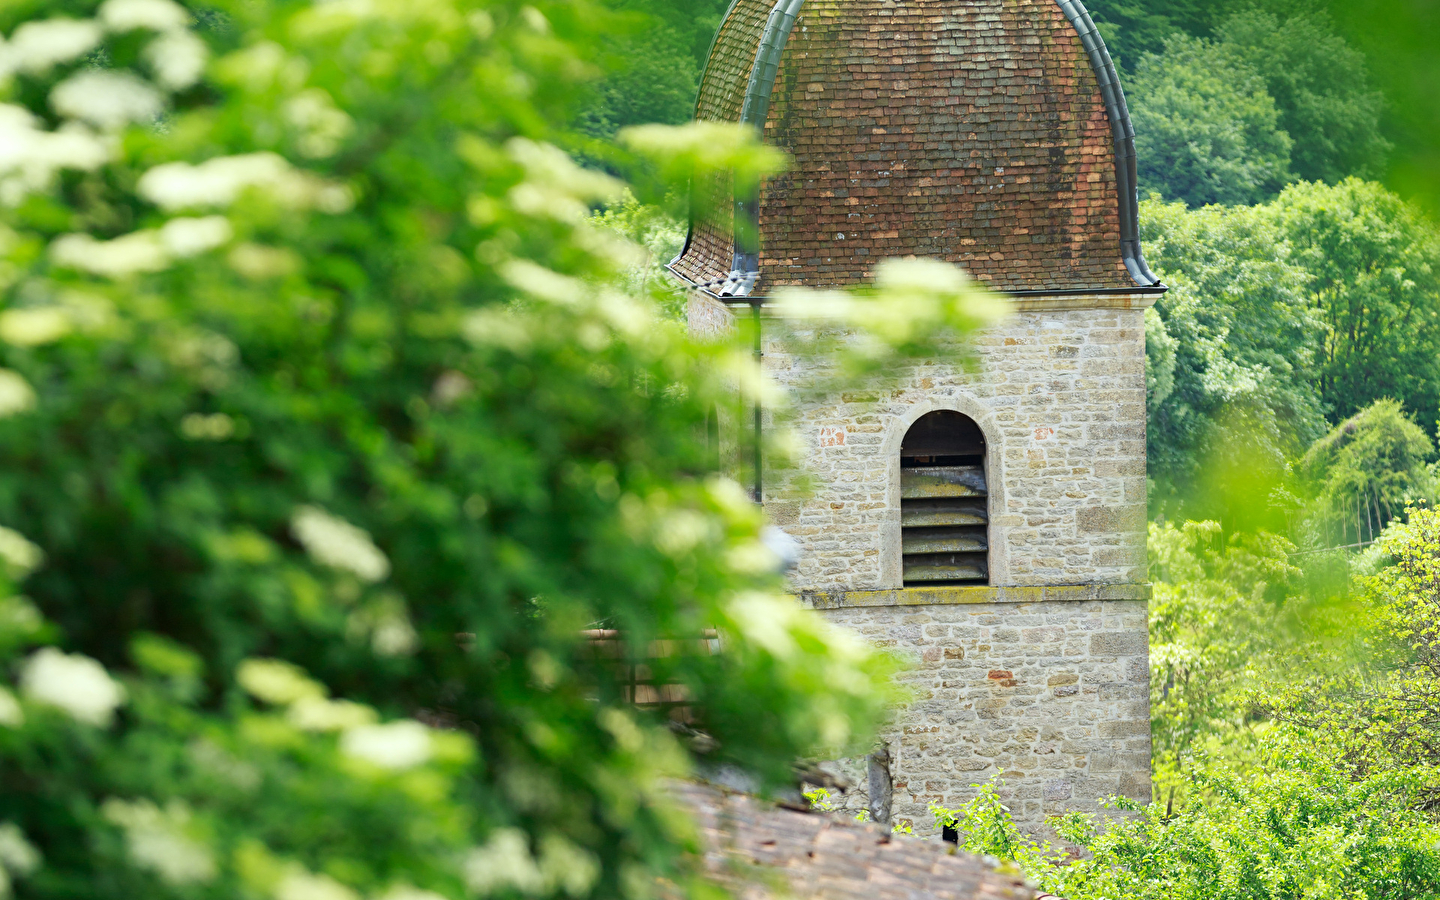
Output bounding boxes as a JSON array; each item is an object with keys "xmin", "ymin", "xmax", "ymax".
[{"xmin": 900, "ymin": 411, "xmax": 988, "ymax": 586}]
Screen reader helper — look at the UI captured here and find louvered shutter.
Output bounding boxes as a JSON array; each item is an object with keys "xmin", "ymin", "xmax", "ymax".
[{"xmin": 900, "ymin": 412, "xmax": 988, "ymax": 585}]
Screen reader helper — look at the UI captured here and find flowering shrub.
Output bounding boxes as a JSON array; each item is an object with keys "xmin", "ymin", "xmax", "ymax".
[{"xmin": 0, "ymin": 0, "xmax": 1002, "ymax": 897}]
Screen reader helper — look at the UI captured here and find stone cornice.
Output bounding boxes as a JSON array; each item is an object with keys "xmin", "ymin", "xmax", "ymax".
[
  {"xmin": 1007, "ymin": 293, "xmax": 1159, "ymax": 312},
  {"xmin": 798, "ymin": 583, "xmax": 1152, "ymax": 609}
]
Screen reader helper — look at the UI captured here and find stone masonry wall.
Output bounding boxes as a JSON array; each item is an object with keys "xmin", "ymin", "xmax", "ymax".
[
  {"xmin": 756, "ymin": 296, "xmax": 1150, "ymax": 591},
  {"xmin": 686, "ymin": 291, "xmax": 1154, "ymax": 836},
  {"xmin": 810, "ymin": 597, "xmax": 1152, "ymax": 837}
]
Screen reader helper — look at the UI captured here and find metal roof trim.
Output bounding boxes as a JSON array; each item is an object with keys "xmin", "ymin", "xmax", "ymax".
[
  {"xmin": 1053, "ymin": 0, "xmax": 1162, "ymax": 288},
  {"xmin": 727, "ymin": 0, "xmax": 805, "ymax": 296}
]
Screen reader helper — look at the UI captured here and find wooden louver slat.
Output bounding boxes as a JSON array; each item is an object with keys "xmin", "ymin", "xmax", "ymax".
[
  {"xmin": 901, "ymin": 466, "xmax": 988, "ymax": 586},
  {"xmin": 900, "ymin": 466, "xmax": 986, "ymax": 499},
  {"xmin": 900, "ymin": 411, "xmax": 989, "ymax": 586}
]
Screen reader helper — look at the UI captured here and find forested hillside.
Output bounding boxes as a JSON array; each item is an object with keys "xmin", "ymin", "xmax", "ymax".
[{"xmin": 586, "ymin": 0, "xmax": 1440, "ymax": 894}]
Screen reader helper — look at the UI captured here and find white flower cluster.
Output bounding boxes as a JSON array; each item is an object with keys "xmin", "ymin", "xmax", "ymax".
[
  {"xmin": 0, "ymin": 689, "xmax": 20, "ymax": 728},
  {"xmin": 283, "ymin": 89, "xmax": 354, "ymax": 159},
  {"xmin": 43, "ymin": 0, "xmax": 204, "ymax": 87},
  {"xmin": 339, "ymin": 721, "xmax": 433, "ymax": 770},
  {"xmin": 0, "ymin": 104, "xmax": 109, "ymax": 206},
  {"xmin": 178, "ymin": 412, "xmax": 235, "ymax": 441},
  {"xmin": 463, "ymin": 829, "xmax": 599, "ymax": 898},
  {"xmin": 51, "ymin": 70, "xmax": 162, "ymax": 131},
  {"xmin": 274, "ymin": 869, "xmax": 360, "ymax": 900},
  {"xmin": 291, "ymin": 506, "xmax": 391, "ymax": 583},
  {"xmin": 0, "ymin": 307, "xmax": 71, "ymax": 347},
  {"xmin": 101, "ymin": 798, "xmax": 216, "ymax": 886},
  {"xmin": 19, "ymin": 647, "xmax": 126, "ymax": 727},
  {"xmin": 0, "ymin": 0, "xmax": 207, "ymax": 206},
  {"xmin": 236, "ymin": 658, "xmax": 433, "ymax": 770},
  {"xmin": 0, "ymin": 525, "xmax": 43, "ymax": 577},
  {"xmin": 0, "ymin": 821, "xmax": 40, "ymax": 899},
  {"xmin": 49, "ymin": 215, "xmax": 233, "ymax": 279},
  {"xmin": 0, "ymin": 371, "xmax": 35, "ymax": 419},
  {"xmin": 236, "ymin": 658, "xmax": 323, "ymax": 705},
  {"xmin": 0, "ymin": 19, "xmax": 102, "ymax": 78},
  {"xmin": 506, "ymin": 138, "xmax": 623, "ymax": 225},
  {"xmin": 375, "ymin": 886, "xmax": 449, "ymax": 900},
  {"xmin": 144, "ymin": 28, "xmax": 207, "ymax": 91},
  {"xmin": 138, "ymin": 153, "xmax": 352, "ymax": 213},
  {"xmin": 99, "ymin": 0, "xmax": 189, "ymax": 32},
  {"xmin": 346, "ymin": 595, "xmax": 420, "ymax": 658}
]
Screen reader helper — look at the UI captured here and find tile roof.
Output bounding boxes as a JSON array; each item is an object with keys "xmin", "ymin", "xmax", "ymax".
[
  {"xmin": 674, "ymin": 781, "xmax": 1037, "ymax": 900},
  {"xmin": 670, "ymin": 0, "xmax": 1162, "ymax": 297}
]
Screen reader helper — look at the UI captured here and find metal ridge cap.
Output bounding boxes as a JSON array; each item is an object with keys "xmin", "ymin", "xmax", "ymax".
[
  {"xmin": 664, "ymin": 260, "xmax": 765, "ymax": 302},
  {"xmin": 738, "ymin": 0, "xmax": 805, "ymax": 128},
  {"xmin": 1052, "ymin": 0, "xmax": 1161, "ymax": 289}
]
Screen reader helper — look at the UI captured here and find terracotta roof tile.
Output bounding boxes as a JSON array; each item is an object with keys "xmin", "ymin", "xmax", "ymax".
[
  {"xmin": 673, "ymin": 781, "xmax": 1036, "ymax": 900},
  {"xmin": 673, "ymin": 0, "xmax": 1148, "ymax": 295}
]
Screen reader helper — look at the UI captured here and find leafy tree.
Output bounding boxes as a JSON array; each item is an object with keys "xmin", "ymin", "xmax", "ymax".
[
  {"xmin": 1084, "ymin": 0, "xmax": 1236, "ymax": 71},
  {"xmin": 1144, "ymin": 306, "xmax": 1176, "ymax": 419},
  {"xmin": 1140, "ymin": 197, "xmax": 1324, "ymax": 522},
  {"xmin": 590, "ymin": 192, "xmax": 686, "ymax": 316},
  {"xmin": 1300, "ymin": 400, "xmax": 1437, "ymax": 548},
  {"xmin": 574, "ymin": 21, "xmax": 699, "ymax": 139},
  {"xmin": 573, "ymin": 0, "xmax": 732, "ymax": 140},
  {"xmin": 1129, "ymin": 35, "xmax": 1293, "ymax": 207},
  {"xmin": 1273, "ymin": 179, "xmax": 1440, "ymax": 428},
  {"xmin": 1217, "ymin": 11, "xmax": 1390, "ymax": 185},
  {"xmin": 0, "ymin": 0, "xmax": 1004, "ymax": 897}
]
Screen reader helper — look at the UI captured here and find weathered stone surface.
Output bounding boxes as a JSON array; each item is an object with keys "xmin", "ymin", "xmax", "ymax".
[
  {"xmin": 750, "ymin": 300, "xmax": 1151, "ymax": 592},
  {"xmin": 810, "ymin": 599, "xmax": 1153, "ymax": 836}
]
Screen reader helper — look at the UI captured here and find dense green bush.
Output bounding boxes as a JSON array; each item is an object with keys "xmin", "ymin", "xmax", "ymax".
[
  {"xmin": 939, "ymin": 742, "xmax": 1440, "ymax": 900},
  {"xmin": 1276, "ymin": 179, "xmax": 1440, "ymax": 427},
  {"xmin": 1140, "ymin": 195, "xmax": 1323, "ymax": 521}
]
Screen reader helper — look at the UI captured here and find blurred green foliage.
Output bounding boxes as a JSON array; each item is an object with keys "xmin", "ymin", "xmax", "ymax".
[
  {"xmin": 1274, "ymin": 506, "xmax": 1440, "ymax": 803},
  {"xmin": 0, "ymin": 0, "xmax": 1011, "ymax": 897}
]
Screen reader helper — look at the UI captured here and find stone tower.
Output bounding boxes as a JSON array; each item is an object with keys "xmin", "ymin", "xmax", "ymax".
[{"xmin": 672, "ymin": 0, "xmax": 1161, "ymax": 834}]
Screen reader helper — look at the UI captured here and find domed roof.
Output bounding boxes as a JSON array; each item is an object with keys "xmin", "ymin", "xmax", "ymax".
[{"xmin": 669, "ymin": 0, "xmax": 1163, "ymax": 298}]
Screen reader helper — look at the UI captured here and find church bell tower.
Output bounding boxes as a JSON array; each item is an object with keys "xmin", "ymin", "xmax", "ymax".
[{"xmin": 673, "ymin": 0, "xmax": 1161, "ymax": 834}]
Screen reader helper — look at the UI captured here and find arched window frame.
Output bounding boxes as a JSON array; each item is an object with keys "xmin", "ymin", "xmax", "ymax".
[{"xmin": 880, "ymin": 400, "xmax": 1007, "ymax": 589}]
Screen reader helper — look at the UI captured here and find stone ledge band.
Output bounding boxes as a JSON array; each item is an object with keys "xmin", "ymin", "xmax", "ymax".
[{"xmin": 800, "ymin": 583, "xmax": 1152, "ymax": 609}]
